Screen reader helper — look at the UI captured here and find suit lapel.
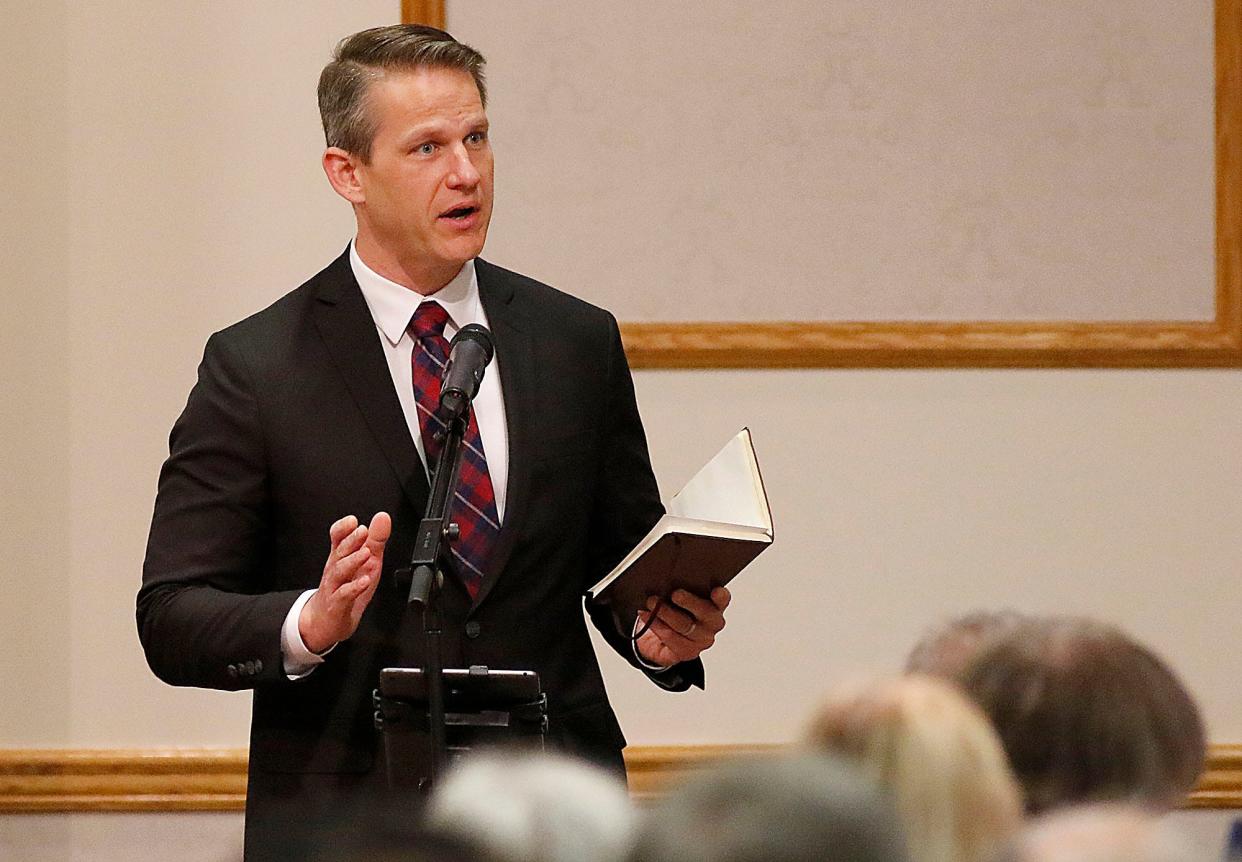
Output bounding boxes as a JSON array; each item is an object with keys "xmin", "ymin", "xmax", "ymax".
[
  {"xmin": 472, "ymin": 259, "xmax": 535, "ymax": 609},
  {"xmin": 311, "ymin": 250, "xmax": 430, "ymax": 515}
]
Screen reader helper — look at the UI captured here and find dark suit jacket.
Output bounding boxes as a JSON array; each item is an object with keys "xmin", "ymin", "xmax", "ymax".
[{"xmin": 137, "ymin": 250, "xmax": 703, "ymax": 855}]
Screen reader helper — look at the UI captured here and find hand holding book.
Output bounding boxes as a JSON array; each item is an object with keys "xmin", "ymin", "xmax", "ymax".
[
  {"xmin": 589, "ymin": 428, "xmax": 773, "ymax": 661},
  {"xmin": 634, "ymin": 586, "xmax": 732, "ymax": 667}
]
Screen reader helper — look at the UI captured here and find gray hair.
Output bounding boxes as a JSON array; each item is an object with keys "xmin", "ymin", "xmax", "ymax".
[
  {"xmin": 318, "ymin": 24, "xmax": 487, "ymax": 162},
  {"xmin": 426, "ymin": 751, "xmax": 635, "ymax": 862},
  {"xmin": 631, "ymin": 753, "xmax": 911, "ymax": 862}
]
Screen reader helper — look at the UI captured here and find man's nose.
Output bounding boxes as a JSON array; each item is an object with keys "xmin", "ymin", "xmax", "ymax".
[{"xmin": 446, "ymin": 145, "xmax": 481, "ymax": 189}]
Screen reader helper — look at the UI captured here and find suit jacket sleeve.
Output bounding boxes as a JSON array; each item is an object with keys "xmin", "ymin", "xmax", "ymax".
[
  {"xmin": 137, "ymin": 331, "xmax": 301, "ymax": 690},
  {"xmin": 583, "ymin": 314, "xmax": 705, "ymax": 690}
]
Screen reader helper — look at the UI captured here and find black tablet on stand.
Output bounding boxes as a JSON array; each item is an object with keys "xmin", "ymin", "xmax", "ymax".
[{"xmin": 374, "ymin": 665, "xmax": 546, "ymax": 792}]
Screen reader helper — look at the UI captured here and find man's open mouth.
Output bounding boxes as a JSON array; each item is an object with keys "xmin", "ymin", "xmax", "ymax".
[{"xmin": 441, "ymin": 206, "xmax": 478, "ymax": 220}]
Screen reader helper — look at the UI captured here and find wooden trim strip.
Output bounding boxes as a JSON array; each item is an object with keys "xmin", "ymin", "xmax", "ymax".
[
  {"xmin": 1186, "ymin": 744, "xmax": 1242, "ymax": 809},
  {"xmin": 619, "ymin": 321, "xmax": 1242, "ymax": 369},
  {"xmin": 2, "ymin": 745, "xmax": 1240, "ymax": 812},
  {"xmin": 0, "ymin": 749, "xmax": 248, "ymax": 812},
  {"xmin": 1217, "ymin": 0, "xmax": 1241, "ymax": 338},
  {"xmin": 400, "ymin": 0, "xmax": 446, "ymax": 30}
]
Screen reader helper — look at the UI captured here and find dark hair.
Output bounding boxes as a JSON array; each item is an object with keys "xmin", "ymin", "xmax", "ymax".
[
  {"xmin": 318, "ymin": 24, "xmax": 487, "ymax": 162},
  {"xmin": 958, "ymin": 617, "xmax": 1206, "ymax": 815}
]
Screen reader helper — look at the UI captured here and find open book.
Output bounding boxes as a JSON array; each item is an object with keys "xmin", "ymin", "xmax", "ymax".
[{"xmin": 587, "ymin": 428, "xmax": 773, "ymax": 621}]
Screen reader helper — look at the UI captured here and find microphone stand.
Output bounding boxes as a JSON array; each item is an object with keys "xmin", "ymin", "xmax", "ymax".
[{"xmin": 401, "ymin": 410, "xmax": 470, "ymax": 791}]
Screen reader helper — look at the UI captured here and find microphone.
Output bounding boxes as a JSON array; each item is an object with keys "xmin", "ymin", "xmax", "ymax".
[{"xmin": 438, "ymin": 323, "xmax": 495, "ymax": 421}]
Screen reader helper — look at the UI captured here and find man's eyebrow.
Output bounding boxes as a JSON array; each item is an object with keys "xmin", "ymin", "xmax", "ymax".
[
  {"xmin": 398, "ymin": 122, "xmax": 449, "ymax": 144},
  {"xmin": 399, "ymin": 114, "xmax": 488, "ymax": 143}
]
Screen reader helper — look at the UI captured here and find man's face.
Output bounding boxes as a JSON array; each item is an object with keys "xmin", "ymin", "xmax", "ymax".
[{"xmin": 353, "ymin": 66, "xmax": 493, "ymax": 281}]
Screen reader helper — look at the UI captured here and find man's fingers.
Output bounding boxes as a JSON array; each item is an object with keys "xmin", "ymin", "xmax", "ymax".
[
  {"xmin": 651, "ymin": 600, "xmax": 694, "ymax": 636},
  {"xmin": 710, "ymin": 586, "xmax": 732, "ymax": 611},
  {"xmin": 329, "ymin": 515, "xmax": 359, "ymax": 546},
  {"xmin": 326, "ymin": 545, "xmax": 371, "ymax": 592},
  {"xmin": 645, "ymin": 615, "xmax": 712, "ymax": 656},
  {"xmin": 334, "ymin": 569, "xmax": 373, "ymax": 603},
  {"xmin": 649, "ymin": 602, "xmax": 714, "ymax": 644},
  {"xmin": 356, "ymin": 554, "xmax": 384, "ymax": 602},
  {"xmin": 643, "ymin": 615, "xmax": 684, "ymax": 645},
  {"xmin": 365, "ymin": 511, "xmax": 392, "ymax": 555},
  {"xmin": 328, "ymin": 524, "xmax": 368, "ymax": 568},
  {"xmin": 669, "ymin": 589, "xmax": 716, "ymax": 618},
  {"xmin": 663, "ymin": 590, "xmax": 726, "ymax": 636}
]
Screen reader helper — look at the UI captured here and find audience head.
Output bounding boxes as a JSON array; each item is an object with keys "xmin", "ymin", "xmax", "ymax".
[
  {"xmin": 631, "ymin": 753, "xmax": 910, "ymax": 862},
  {"xmin": 905, "ymin": 610, "xmax": 1031, "ymax": 679},
  {"xmin": 805, "ymin": 675, "xmax": 1022, "ymax": 862},
  {"xmin": 1003, "ymin": 804, "xmax": 1196, "ymax": 862},
  {"xmin": 425, "ymin": 750, "xmax": 635, "ymax": 862},
  {"xmin": 957, "ymin": 616, "xmax": 1206, "ymax": 814}
]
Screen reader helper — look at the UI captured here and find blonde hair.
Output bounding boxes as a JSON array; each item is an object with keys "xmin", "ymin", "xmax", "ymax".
[{"xmin": 806, "ymin": 675, "xmax": 1023, "ymax": 862}]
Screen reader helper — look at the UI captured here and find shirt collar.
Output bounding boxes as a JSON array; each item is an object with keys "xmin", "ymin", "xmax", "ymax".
[{"xmin": 349, "ymin": 241, "xmax": 482, "ymax": 346}]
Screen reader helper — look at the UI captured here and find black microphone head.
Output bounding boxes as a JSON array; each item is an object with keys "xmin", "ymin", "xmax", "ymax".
[
  {"xmin": 449, "ymin": 323, "xmax": 495, "ymax": 365},
  {"xmin": 439, "ymin": 324, "xmax": 495, "ymax": 420}
]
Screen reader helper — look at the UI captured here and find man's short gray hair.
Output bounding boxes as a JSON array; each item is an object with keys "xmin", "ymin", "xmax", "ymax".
[
  {"xmin": 631, "ymin": 754, "xmax": 911, "ymax": 862},
  {"xmin": 426, "ymin": 751, "xmax": 635, "ymax": 862},
  {"xmin": 318, "ymin": 24, "xmax": 487, "ymax": 162}
]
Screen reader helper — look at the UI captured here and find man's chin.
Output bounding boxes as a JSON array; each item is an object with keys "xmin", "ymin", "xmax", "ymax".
[{"xmin": 439, "ymin": 233, "xmax": 488, "ymax": 264}]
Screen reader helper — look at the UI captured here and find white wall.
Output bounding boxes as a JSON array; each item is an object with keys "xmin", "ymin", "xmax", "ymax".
[{"xmin": 1, "ymin": 0, "xmax": 1237, "ymax": 759}]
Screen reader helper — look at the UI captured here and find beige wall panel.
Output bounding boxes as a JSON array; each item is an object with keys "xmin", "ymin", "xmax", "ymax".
[
  {"xmin": 1, "ymin": 0, "xmax": 73, "ymax": 744},
  {"xmin": 0, "ymin": 812, "xmax": 242, "ymax": 862},
  {"xmin": 597, "ymin": 368, "xmax": 1242, "ymax": 745},
  {"xmin": 3, "ymin": 1, "xmax": 1238, "ymax": 764},
  {"xmin": 450, "ymin": 1, "xmax": 1214, "ymax": 323},
  {"xmin": 54, "ymin": 0, "xmax": 396, "ymax": 746}
]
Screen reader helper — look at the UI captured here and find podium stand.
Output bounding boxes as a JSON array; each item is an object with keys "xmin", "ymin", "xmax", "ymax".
[{"xmin": 374, "ymin": 665, "xmax": 547, "ymax": 791}]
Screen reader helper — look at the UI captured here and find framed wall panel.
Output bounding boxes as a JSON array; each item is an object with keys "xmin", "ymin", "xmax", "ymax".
[{"xmin": 410, "ymin": 1, "xmax": 1240, "ymax": 368}]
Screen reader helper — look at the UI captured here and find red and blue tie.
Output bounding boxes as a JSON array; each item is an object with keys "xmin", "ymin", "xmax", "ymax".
[{"xmin": 408, "ymin": 301, "xmax": 500, "ymax": 599}]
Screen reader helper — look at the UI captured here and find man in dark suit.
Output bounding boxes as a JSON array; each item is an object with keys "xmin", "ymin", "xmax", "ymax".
[{"xmin": 137, "ymin": 24, "xmax": 729, "ymax": 858}]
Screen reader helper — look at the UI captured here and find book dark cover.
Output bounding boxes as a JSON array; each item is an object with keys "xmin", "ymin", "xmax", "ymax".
[{"xmin": 593, "ymin": 530, "xmax": 767, "ymax": 623}]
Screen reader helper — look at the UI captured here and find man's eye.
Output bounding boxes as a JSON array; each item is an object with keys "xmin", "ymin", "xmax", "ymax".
[
  {"xmin": 466, "ymin": 132, "xmax": 488, "ymax": 145},
  {"xmin": 417, "ymin": 142, "xmax": 436, "ymax": 155}
]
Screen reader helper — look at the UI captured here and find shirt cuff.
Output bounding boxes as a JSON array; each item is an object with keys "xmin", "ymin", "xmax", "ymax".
[{"xmin": 281, "ymin": 589, "xmax": 333, "ymax": 679}]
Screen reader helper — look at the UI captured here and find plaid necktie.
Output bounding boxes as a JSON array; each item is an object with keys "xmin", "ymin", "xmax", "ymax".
[{"xmin": 408, "ymin": 301, "xmax": 500, "ymax": 599}]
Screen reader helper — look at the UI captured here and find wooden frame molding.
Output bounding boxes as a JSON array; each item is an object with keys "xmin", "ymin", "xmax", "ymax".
[
  {"xmin": 2, "ymin": 744, "xmax": 1240, "ymax": 812},
  {"xmin": 417, "ymin": 0, "xmax": 1239, "ymax": 368},
  {"xmin": 0, "ymin": 749, "xmax": 247, "ymax": 812},
  {"xmin": 400, "ymin": 0, "xmax": 445, "ymax": 29}
]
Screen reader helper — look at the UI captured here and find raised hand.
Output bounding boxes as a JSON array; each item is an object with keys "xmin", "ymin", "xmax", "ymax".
[{"xmin": 298, "ymin": 511, "xmax": 392, "ymax": 654}]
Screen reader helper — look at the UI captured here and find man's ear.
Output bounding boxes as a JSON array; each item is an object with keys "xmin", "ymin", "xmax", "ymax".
[{"xmin": 322, "ymin": 147, "xmax": 365, "ymax": 204}]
